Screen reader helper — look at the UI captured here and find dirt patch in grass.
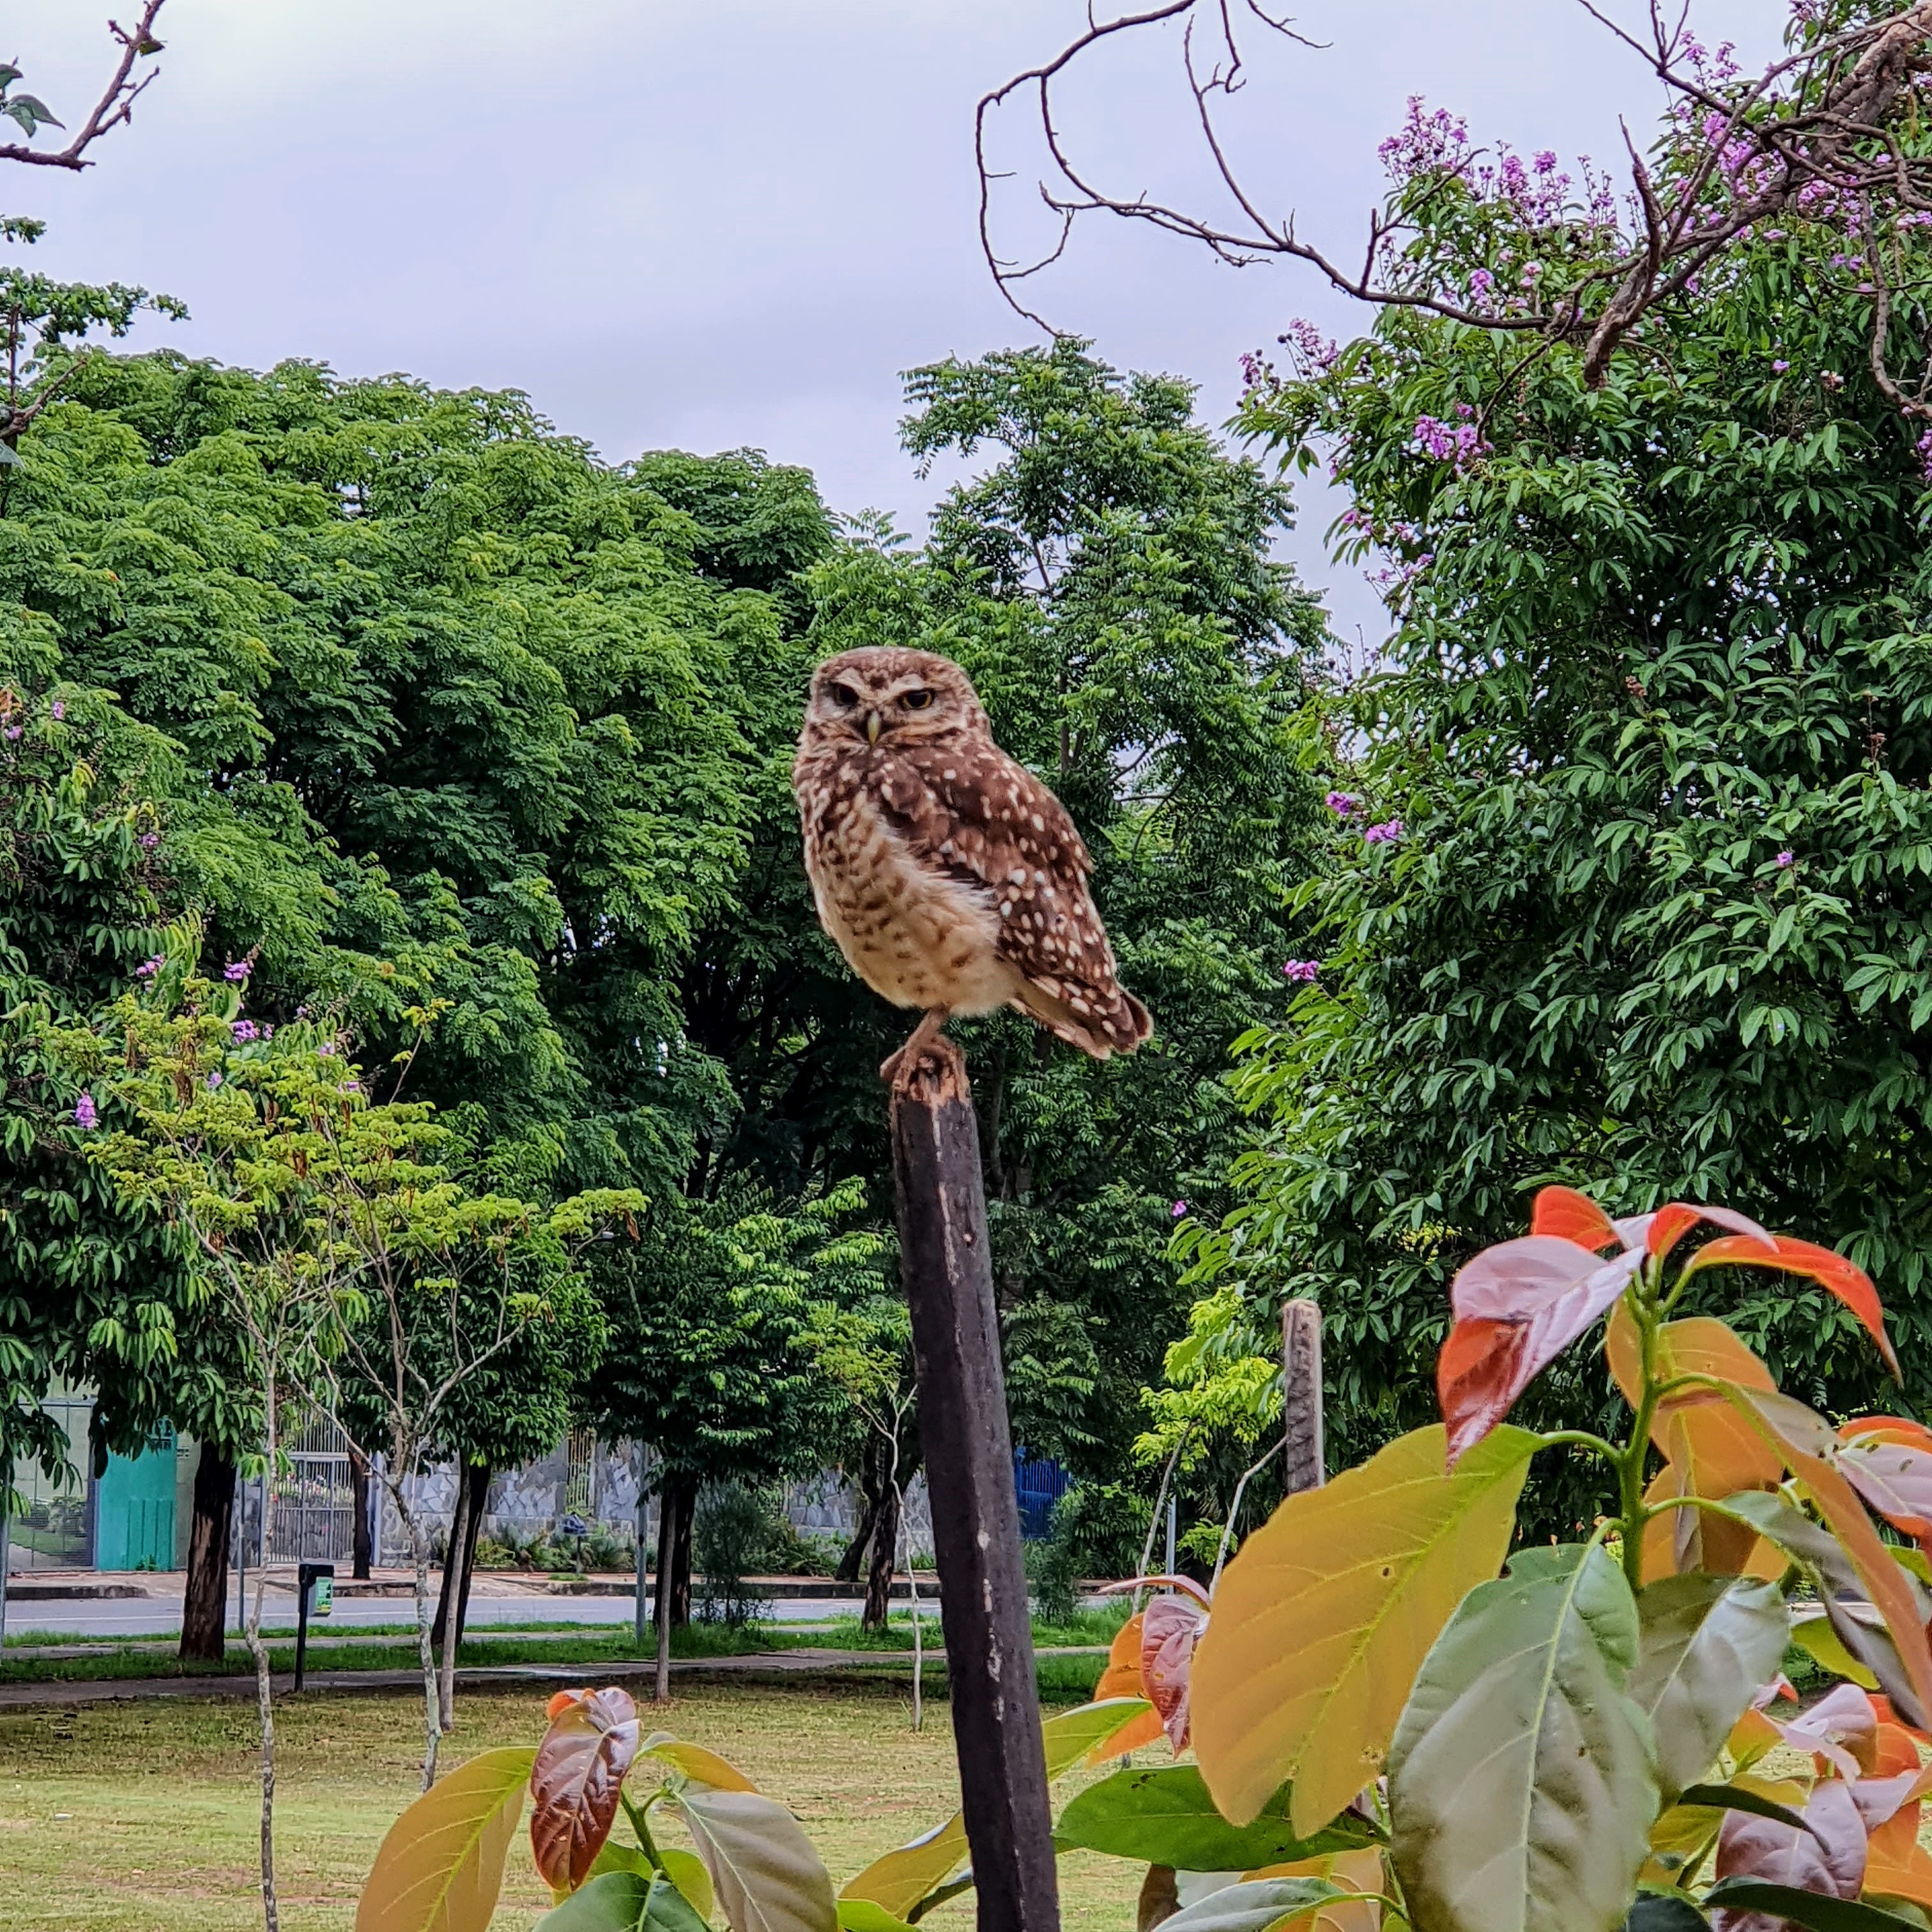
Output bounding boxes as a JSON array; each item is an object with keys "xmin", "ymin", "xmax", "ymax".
[{"xmin": 0, "ymin": 1677, "xmax": 1149, "ymax": 1931}]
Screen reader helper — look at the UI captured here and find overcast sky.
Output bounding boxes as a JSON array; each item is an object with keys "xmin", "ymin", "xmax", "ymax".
[{"xmin": 10, "ymin": 0, "xmax": 1779, "ymax": 643}]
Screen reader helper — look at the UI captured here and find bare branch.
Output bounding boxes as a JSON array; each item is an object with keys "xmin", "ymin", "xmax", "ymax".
[
  {"xmin": 0, "ymin": 3, "xmax": 169, "ymax": 173},
  {"xmin": 974, "ymin": 0, "xmax": 1932, "ymax": 411}
]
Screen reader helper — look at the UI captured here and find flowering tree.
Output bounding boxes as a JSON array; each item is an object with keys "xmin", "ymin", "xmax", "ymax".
[
  {"xmin": 65, "ymin": 947, "xmax": 642, "ymax": 1851},
  {"xmin": 980, "ymin": 0, "xmax": 1932, "ymax": 418},
  {"xmin": 1135, "ymin": 12, "xmax": 1932, "ymax": 1528}
]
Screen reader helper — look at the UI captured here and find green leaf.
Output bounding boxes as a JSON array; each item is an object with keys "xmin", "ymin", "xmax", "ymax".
[
  {"xmin": 1153, "ymin": 1877, "xmax": 1354, "ymax": 1931},
  {"xmin": 1674, "ymin": 1784, "xmax": 1815, "ymax": 1835},
  {"xmin": 354, "ymin": 1744, "xmax": 537, "ymax": 1932},
  {"xmin": 1388, "ymin": 1543, "xmax": 1660, "ymax": 1932},
  {"xmin": 838, "ymin": 1699, "xmax": 1150, "ymax": 1919},
  {"xmin": 1041, "ymin": 1697, "xmax": 1156, "ymax": 1774},
  {"xmin": 1054, "ymin": 1764, "xmax": 1378, "ymax": 1871},
  {"xmin": 1699, "ymin": 1879, "xmax": 1930, "ymax": 1929},
  {"xmin": 533, "ymin": 1872, "xmax": 710, "ymax": 1931},
  {"xmin": 677, "ymin": 1786, "xmax": 837, "ymax": 1932},
  {"xmin": 834, "ymin": 1906, "xmax": 919, "ymax": 1932},
  {"xmin": 1791, "ymin": 1613, "xmax": 1880, "ymax": 1690},
  {"xmin": 1193, "ymin": 1423, "xmax": 1538, "ymax": 1834},
  {"xmin": 1622, "ymin": 1895, "xmax": 1708, "ymax": 1929},
  {"xmin": 1627, "ymin": 1575, "xmax": 1788, "ymax": 1799}
]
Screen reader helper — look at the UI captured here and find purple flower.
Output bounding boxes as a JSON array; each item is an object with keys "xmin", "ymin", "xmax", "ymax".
[
  {"xmin": 223, "ymin": 961, "xmax": 250, "ymax": 983},
  {"xmin": 139, "ymin": 831, "xmax": 158, "ymax": 850},
  {"xmin": 1283, "ymin": 960, "xmax": 1319, "ymax": 983},
  {"xmin": 1171, "ymin": 1200, "xmax": 1187, "ymax": 1218},
  {"xmin": 1326, "ymin": 790, "xmax": 1358, "ymax": 816},
  {"xmin": 1363, "ymin": 819, "xmax": 1405, "ymax": 845},
  {"xmin": 205, "ymin": 1071, "xmax": 223, "ymax": 1091},
  {"xmin": 231, "ymin": 1019, "xmax": 259, "ymax": 1042},
  {"xmin": 136, "ymin": 954, "xmax": 163, "ymax": 979},
  {"xmin": 3, "ymin": 724, "xmax": 19, "ymax": 742},
  {"xmin": 1772, "ymin": 360, "xmax": 1789, "ymax": 373},
  {"xmin": 317, "ymin": 1040, "xmax": 335, "ymax": 1057},
  {"xmin": 49, "ymin": 700, "xmax": 63, "ymax": 720},
  {"xmin": 73, "ymin": 1093, "xmax": 97, "ymax": 1130},
  {"xmin": 1775, "ymin": 850, "xmax": 1795, "ymax": 869}
]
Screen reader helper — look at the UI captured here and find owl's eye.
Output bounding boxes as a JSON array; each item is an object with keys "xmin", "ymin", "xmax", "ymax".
[
  {"xmin": 829, "ymin": 684, "xmax": 861, "ymax": 709},
  {"xmin": 900, "ymin": 689, "xmax": 935, "ymax": 710}
]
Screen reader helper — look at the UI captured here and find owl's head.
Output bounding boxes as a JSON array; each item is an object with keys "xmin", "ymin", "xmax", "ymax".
[{"xmin": 804, "ymin": 647, "xmax": 985, "ymax": 747}]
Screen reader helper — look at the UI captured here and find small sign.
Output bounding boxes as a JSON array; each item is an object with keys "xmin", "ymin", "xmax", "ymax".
[{"xmin": 310, "ymin": 1574, "xmax": 333, "ymax": 1618}]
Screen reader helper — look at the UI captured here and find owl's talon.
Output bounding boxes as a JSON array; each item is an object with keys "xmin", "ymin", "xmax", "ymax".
[{"xmin": 882, "ymin": 1007, "xmax": 951, "ymax": 1093}]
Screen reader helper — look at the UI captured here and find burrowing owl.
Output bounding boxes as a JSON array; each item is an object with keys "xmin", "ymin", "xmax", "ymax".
[{"xmin": 793, "ymin": 646, "xmax": 1153, "ymax": 1084}]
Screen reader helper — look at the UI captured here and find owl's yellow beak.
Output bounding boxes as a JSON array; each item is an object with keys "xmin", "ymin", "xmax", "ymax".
[{"xmin": 865, "ymin": 710, "xmax": 882, "ymax": 744}]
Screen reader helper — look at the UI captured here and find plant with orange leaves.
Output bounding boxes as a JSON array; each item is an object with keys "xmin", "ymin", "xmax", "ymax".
[{"xmin": 356, "ymin": 1190, "xmax": 1932, "ymax": 1932}]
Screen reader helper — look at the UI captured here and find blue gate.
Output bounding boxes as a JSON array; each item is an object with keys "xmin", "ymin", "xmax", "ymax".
[{"xmin": 1013, "ymin": 1451, "xmax": 1070, "ymax": 1540}]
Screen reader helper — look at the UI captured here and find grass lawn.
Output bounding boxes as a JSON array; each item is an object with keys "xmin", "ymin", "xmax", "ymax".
[
  {"xmin": 0, "ymin": 1605, "xmax": 1126, "ymax": 1689},
  {"xmin": 0, "ymin": 1678, "xmax": 1153, "ymax": 1931}
]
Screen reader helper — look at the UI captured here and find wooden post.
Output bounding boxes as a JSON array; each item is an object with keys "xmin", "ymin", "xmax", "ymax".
[
  {"xmin": 1281, "ymin": 1299, "xmax": 1325, "ymax": 1496},
  {"xmin": 891, "ymin": 1039, "xmax": 1060, "ymax": 1932}
]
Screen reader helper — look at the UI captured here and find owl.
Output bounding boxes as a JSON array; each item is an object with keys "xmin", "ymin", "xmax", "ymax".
[{"xmin": 793, "ymin": 645, "xmax": 1153, "ymax": 1085}]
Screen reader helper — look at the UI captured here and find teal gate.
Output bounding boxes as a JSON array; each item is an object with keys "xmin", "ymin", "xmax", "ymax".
[{"xmin": 95, "ymin": 1422, "xmax": 177, "ymax": 1570}]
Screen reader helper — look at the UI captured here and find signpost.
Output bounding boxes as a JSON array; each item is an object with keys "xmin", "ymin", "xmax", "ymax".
[
  {"xmin": 891, "ymin": 1039, "xmax": 1059, "ymax": 1932},
  {"xmin": 293, "ymin": 1561, "xmax": 334, "ymax": 1692}
]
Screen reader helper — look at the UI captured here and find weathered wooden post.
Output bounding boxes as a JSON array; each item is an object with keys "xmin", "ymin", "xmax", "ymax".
[
  {"xmin": 891, "ymin": 1039, "xmax": 1061, "ymax": 1932},
  {"xmin": 1281, "ymin": 1299, "xmax": 1324, "ymax": 1496}
]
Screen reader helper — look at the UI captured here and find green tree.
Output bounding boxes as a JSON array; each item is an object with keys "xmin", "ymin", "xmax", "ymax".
[
  {"xmin": 1172, "ymin": 68, "xmax": 1932, "ymax": 1531},
  {"xmin": 785, "ymin": 343, "xmax": 1330, "ymax": 1510},
  {"xmin": 576, "ymin": 1181, "xmax": 887, "ymax": 1629}
]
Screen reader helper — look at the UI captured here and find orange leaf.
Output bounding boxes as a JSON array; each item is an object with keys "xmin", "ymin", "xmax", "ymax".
[
  {"xmin": 1606, "ymin": 1309, "xmax": 1784, "ymax": 1542},
  {"xmin": 1438, "ymin": 1239, "xmax": 1640, "ymax": 1462},
  {"xmin": 1844, "ymin": 1417, "xmax": 1932, "ymax": 1455},
  {"xmin": 1684, "ymin": 1234, "xmax": 1896, "ymax": 1376},
  {"xmin": 1529, "ymin": 1184, "xmax": 1618, "ymax": 1251},
  {"xmin": 1093, "ymin": 1612, "xmax": 1146, "ymax": 1703},
  {"xmin": 1085, "ymin": 1705, "xmax": 1165, "ymax": 1765},
  {"xmin": 1724, "ymin": 1386, "xmax": 1932, "ymax": 1725},
  {"xmin": 1643, "ymin": 1202, "xmax": 1775, "ymax": 1261}
]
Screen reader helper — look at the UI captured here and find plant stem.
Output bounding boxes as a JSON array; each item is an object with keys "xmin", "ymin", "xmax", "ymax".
[{"xmin": 1616, "ymin": 1271, "xmax": 1665, "ymax": 1595}]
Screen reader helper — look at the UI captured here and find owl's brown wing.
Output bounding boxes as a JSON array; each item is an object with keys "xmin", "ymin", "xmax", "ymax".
[{"xmin": 873, "ymin": 735, "xmax": 1151, "ymax": 1057}]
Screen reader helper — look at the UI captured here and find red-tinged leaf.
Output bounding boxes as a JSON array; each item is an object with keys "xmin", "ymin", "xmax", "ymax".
[
  {"xmin": 1843, "ymin": 1417, "xmax": 1932, "ymax": 1455},
  {"xmin": 1141, "ymin": 1595, "xmax": 1208, "ymax": 1752},
  {"xmin": 1644, "ymin": 1203, "xmax": 1777, "ymax": 1262},
  {"xmin": 1873, "ymin": 1722, "xmax": 1924, "ymax": 1779},
  {"xmin": 1766, "ymin": 1682, "xmax": 1878, "ymax": 1779},
  {"xmin": 1724, "ymin": 1388, "xmax": 1932, "ymax": 1726},
  {"xmin": 1439, "ymin": 1240, "xmax": 1642, "ymax": 1462},
  {"xmin": 530, "ymin": 1686, "xmax": 642, "ymax": 1894},
  {"xmin": 1837, "ymin": 1436, "xmax": 1932, "ymax": 1538},
  {"xmin": 1529, "ymin": 1185, "xmax": 1618, "ymax": 1250},
  {"xmin": 1685, "ymin": 1236, "xmax": 1896, "ymax": 1376},
  {"xmin": 1871, "ymin": 1696, "xmax": 1932, "ymax": 1745},
  {"xmin": 1712, "ymin": 1777, "xmax": 1867, "ymax": 1932}
]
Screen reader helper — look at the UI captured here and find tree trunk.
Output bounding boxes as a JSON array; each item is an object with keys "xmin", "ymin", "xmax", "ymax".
[
  {"xmin": 349, "ymin": 1447, "xmax": 372, "ymax": 1581},
  {"xmin": 669, "ymin": 1476, "xmax": 694, "ymax": 1629},
  {"xmin": 652, "ymin": 1482, "xmax": 681, "ymax": 1705},
  {"xmin": 434, "ymin": 1465, "xmax": 476, "ymax": 1734},
  {"xmin": 836, "ymin": 1473, "xmax": 882, "ymax": 1585},
  {"xmin": 431, "ymin": 1460, "xmax": 489, "ymax": 1676},
  {"xmin": 179, "ymin": 1444, "xmax": 235, "ymax": 1663},
  {"xmin": 862, "ymin": 1478, "xmax": 901, "ymax": 1632}
]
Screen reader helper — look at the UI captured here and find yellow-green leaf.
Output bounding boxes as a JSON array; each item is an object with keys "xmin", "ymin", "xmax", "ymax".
[
  {"xmin": 1193, "ymin": 1423, "xmax": 1537, "ymax": 1835},
  {"xmin": 678, "ymin": 1786, "xmax": 837, "ymax": 1932},
  {"xmin": 356, "ymin": 1745, "xmax": 537, "ymax": 1932}
]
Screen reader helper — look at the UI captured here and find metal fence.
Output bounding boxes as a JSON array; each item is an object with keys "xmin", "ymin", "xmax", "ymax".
[{"xmin": 267, "ymin": 1413, "xmax": 356, "ymax": 1563}]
